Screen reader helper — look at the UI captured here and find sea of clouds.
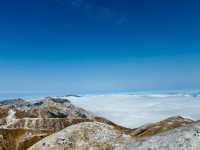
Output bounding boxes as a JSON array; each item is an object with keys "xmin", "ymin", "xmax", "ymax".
[{"xmin": 68, "ymin": 93, "xmax": 200, "ymax": 128}]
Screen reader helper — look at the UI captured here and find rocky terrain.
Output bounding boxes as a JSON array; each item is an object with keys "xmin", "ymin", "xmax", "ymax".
[
  {"xmin": 0, "ymin": 97, "xmax": 200, "ymax": 150},
  {"xmin": 0, "ymin": 97, "xmax": 94, "ymax": 150},
  {"xmin": 0, "ymin": 96, "xmax": 127, "ymax": 150},
  {"xmin": 28, "ymin": 121, "xmax": 200, "ymax": 150}
]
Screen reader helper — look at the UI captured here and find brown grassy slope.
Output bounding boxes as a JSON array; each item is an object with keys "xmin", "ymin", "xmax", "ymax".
[{"xmin": 0, "ymin": 128, "xmax": 52, "ymax": 150}]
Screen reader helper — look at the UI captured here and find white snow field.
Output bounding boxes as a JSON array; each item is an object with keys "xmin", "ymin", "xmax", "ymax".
[{"xmin": 68, "ymin": 93, "xmax": 200, "ymax": 128}]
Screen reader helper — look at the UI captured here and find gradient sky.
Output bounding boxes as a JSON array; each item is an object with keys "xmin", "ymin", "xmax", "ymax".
[{"xmin": 0, "ymin": 0, "xmax": 200, "ymax": 94}]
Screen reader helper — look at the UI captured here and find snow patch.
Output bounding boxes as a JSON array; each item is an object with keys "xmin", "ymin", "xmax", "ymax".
[{"xmin": 6, "ymin": 109, "xmax": 16, "ymax": 126}]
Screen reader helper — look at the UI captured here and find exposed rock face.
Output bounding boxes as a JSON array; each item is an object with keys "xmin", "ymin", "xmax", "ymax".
[
  {"xmin": 14, "ymin": 97, "xmax": 94, "ymax": 120},
  {"xmin": 0, "ymin": 97, "xmax": 95, "ymax": 126},
  {"xmin": 6, "ymin": 109, "xmax": 16, "ymax": 126},
  {"xmin": 0, "ymin": 98, "xmax": 29, "ymax": 107}
]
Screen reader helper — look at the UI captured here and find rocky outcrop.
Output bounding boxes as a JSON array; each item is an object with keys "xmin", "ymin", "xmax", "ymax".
[
  {"xmin": 14, "ymin": 97, "xmax": 94, "ymax": 120},
  {"xmin": 0, "ymin": 97, "xmax": 95, "ymax": 125},
  {"xmin": 0, "ymin": 98, "xmax": 29, "ymax": 107},
  {"xmin": 28, "ymin": 122, "xmax": 132, "ymax": 150}
]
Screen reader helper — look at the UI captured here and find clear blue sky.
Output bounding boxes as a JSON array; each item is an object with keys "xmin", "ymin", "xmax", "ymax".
[{"xmin": 0, "ymin": 0, "xmax": 200, "ymax": 94}]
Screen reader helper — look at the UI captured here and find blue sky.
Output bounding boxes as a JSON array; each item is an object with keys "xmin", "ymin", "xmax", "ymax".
[{"xmin": 0, "ymin": 0, "xmax": 200, "ymax": 94}]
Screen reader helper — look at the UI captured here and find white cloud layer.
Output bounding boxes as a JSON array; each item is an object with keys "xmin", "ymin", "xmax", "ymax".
[{"xmin": 68, "ymin": 93, "xmax": 200, "ymax": 128}]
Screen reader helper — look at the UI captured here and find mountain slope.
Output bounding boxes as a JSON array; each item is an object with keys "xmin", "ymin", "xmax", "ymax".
[
  {"xmin": 0, "ymin": 97, "xmax": 200, "ymax": 150},
  {"xmin": 29, "ymin": 121, "xmax": 200, "ymax": 150}
]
